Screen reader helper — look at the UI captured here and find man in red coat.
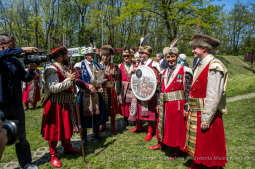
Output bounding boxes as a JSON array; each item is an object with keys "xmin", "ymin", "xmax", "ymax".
[
  {"xmin": 22, "ymin": 63, "xmax": 41, "ymax": 110},
  {"xmin": 186, "ymin": 34, "xmax": 228, "ymax": 169},
  {"xmin": 118, "ymin": 47, "xmax": 137, "ymax": 125},
  {"xmin": 129, "ymin": 45, "xmax": 160, "ymax": 141},
  {"xmin": 149, "ymin": 46, "xmax": 193, "ymax": 160},
  {"xmin": 41, "ymin": 46, "xmax": 80, "ymax": 168}
]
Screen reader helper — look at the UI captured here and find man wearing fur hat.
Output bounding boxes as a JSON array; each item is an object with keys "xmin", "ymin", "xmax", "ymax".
[
  {"xmin": 99, "ymin": 45, "xmax": 119, "ymax": 133},
  {"xmin": 41, "ymin": 46, "xmax": 80, "ymax": 168},
  {"xmin": 186, "ymin": 34, "xmax": 228, "ymax": 169},
  {"xmin": 150, "ymin": 46, "xmax": 193, "ymax": 160},
  {"xmin": 129, "ymin": 45, "xmax": 160, "ymax": 141},
  {"xmin": 74, "ymin": 47, "xmax": 105, "ymax": 149},
  {"xmin": 118, "ymin": 47, "xmax": 137, "ymax": 125}
]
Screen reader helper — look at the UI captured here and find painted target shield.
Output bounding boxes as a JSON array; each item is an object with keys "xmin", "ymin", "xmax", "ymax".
[{"xmin": 131, "ymin": 65, "xmax": 157, "ymax": 101}]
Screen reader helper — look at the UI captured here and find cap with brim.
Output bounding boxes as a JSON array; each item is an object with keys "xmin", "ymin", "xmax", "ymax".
[
  {"xmin": 101, "ymin": 45, "xmax": 114, "ymax": 56},
  {"xmin": 50, "ymin": 46, "xmax": 67, "ymax": 59},
  {"xmin": 122, "ymin": 49, "xmax": 134, "ymax": 56},
  {"xmin": 138, "ymin": 46, "xmax": 152, "ymax": 55},
  {"xmin": 81, "ymin": 47, "xmax": 95, "ymax": 55},
  {"xmin": 189, "ymin": 34, "xmax": 220, "ymax": 50},
  {"xmin": 163, "ymin": 47, "xmax": 179, "ymax": 56}
]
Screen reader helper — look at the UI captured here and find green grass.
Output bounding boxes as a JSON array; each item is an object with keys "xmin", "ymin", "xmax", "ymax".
[
  {"xmin": 186, "ymin": 55, "xmax": 255, "ymax": 97},
  {"xmin": 1, "ymin": 97, "xmax": 255, "ymax": 169}
]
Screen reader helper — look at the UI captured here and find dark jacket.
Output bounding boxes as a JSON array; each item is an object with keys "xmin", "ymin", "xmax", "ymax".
[
  {"xmin": 0, "ymin": 48, "xmax": 35, "ymax": 120},
  {"xmin": 160, "ymin": 59, "xmax": 168, "ymax": 69}
]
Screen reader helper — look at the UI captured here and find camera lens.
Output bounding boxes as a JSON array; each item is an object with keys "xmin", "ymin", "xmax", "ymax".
[{"xmin": 2, "ymin": 120, "xmax": 18, "ymax": 145}]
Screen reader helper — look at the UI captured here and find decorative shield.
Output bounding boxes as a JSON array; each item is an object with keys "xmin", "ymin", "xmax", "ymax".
[{"xmin": 131, "ymin": 65, "xmax": 157, "ymax": 101}]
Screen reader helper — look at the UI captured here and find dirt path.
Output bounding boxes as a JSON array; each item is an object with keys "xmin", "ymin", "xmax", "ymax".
[{"xmin": 227, "ymin": 93, "xmax": 255, "ymax": 103}]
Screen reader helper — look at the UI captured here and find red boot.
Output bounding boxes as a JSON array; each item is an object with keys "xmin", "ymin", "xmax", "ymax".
[
  {"xmin": 49, "ymin": 141, "xmax": 62, "ymax": 168},
  {"xmin": 149, "ymin": 143, "xmax": 162, "ymax": 150},
  {"xmin": 62, "ymin": 139, "xmax": 81, "ymax": 154},
  {"xmin": 129, "ymin": 120, "xmax": 143, "ymax": 132},
  {"xmin": 50, "ymin": 155, "xmax": 62, "ymax": 168},
  {"xmin": 144, "ymin": 122, "xmax": 153, "ymax": 141}
]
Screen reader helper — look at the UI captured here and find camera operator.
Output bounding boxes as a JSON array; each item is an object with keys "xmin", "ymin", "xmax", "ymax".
[{"xmin": 0, "ymin": 33, "xmax": 38, "ymax": 169}]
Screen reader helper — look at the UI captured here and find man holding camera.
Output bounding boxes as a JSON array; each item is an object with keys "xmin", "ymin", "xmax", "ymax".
[{"xmin": 0, "ymin": 34, "xmax": 38, "ymax": 169}]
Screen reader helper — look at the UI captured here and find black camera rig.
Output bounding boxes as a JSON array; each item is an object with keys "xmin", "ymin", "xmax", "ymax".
[
  {"xmin": 20, "ymin": 52, "xmax": 51, "ymax": 65},
  {"xmin": 0, "ymin": 110, "xmax": 18, "ymax": 145}
]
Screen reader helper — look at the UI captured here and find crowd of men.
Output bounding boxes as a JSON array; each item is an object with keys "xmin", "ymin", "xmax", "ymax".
[{"xmin": 0, "ymin": 32, "xmax": 228, "ymax": 169}]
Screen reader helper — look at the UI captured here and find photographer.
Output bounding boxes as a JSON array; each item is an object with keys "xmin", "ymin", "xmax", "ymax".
[{"xmin": 0, "ymin": 33, "xmax": 38, "ymax": 169}]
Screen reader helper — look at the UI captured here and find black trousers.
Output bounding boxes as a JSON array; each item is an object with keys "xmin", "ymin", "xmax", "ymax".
[
  {"xmin": 5, "ymin": 104, "xmax": 32, "ymax": 168},
  {"xmin": 81, "ymin": 114, "xmax": 100, "ymax": 147}
]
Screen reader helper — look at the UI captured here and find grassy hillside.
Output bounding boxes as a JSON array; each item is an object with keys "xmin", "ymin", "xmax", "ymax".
[{"xmin": 186, "ymin": 55, "xmax": 255, "ymax": 97}]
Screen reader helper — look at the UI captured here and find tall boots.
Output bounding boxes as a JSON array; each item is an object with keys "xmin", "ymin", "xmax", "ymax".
[
  {"xmin": 49, "ymin": 141, "xmax": 61, "ymax": 168},
  {"xmin": 149, "ymin": 141, "xmax": 162, "ymax": 150},
  {"xmin": 144, "ymin": 121, "xmax": 153, "ymax": 141},
  {"xmin": 124, "ymin": 117, "xmax": 129, "ymax": 126},
  {"xmin": 111, "ymin": 114, "xmax": 116, "ymax": 133},
  {"xmin": 129, "ymin": 120, "xmax": 143, "ymax": 132},
  {"xmin": 99, "ymin": 114, "xmax": 115, "ymax": 133},
  {"xmin": 62, "ymin": 139, "xmax": 80, "ymax": 154},
  {"xmin": 49, "ymin": 139, "xmax": 80, "ymax": 168}
]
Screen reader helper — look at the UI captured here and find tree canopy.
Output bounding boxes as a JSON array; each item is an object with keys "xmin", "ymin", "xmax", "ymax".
[{"xmin": 0, "ymin": 0, "xmax": 254, "ymax": 56}]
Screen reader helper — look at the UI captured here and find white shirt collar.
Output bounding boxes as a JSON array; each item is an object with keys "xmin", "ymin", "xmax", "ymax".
[
  {"xmin": 142, "ymin": 58, "xmax": 152, "ymax": 66},
  {"xmin": 159, "ymin": 59, "xmax": 163, "ymax": 64},
  {"xmin": 199, "ymin": 54, "xmax": 213, "ymax": 65},
  {"xmin": 85, "ymin": 59, "xmax": 93, "ymax": 65}
]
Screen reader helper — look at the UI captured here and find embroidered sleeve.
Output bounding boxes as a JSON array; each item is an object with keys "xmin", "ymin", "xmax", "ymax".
[
  {"xmin": 202, "ymin": 70, "xmax": 224, "ymax": 125},
  {"xmin": 45, "ymin": 67, "xmax": 72, "ymax": 94}
]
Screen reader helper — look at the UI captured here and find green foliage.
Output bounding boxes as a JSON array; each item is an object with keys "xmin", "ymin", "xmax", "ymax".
[
  {"xmin": 0, "ymin": 0, "xmax": 254, "ymax": 55},
  {"xmin": 186, "ymin": 54, "xmax": 255, "ymax": 97}
]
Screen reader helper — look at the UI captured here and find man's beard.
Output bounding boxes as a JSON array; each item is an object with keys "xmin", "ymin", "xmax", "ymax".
[
  {"xmin": 63, "ymin": 58, "xmax": 70, "ymax": 66},
  {"xmin": 167, "ymin": 61, "xmax": 176, "ymax": 69}
]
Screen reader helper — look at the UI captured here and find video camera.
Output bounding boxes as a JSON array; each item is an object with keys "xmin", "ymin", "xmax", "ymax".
[
  {"xmin": 20, "ymin": 52, "xmax": 51, "ymax": 65},
  {"xmin": 0, "ymin": 110, "xmax": 18, "ymax": 145}
]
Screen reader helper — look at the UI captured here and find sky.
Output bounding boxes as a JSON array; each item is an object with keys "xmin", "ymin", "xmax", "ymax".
[{"xmin": 212, "ymin": 0, "xmax": 255, "ymax": 11}]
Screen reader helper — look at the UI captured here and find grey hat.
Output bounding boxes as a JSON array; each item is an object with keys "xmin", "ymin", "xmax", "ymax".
[
  {"xmin": 189, "ymin": 34, "xmax": 220, "ymax": 50},
  {"xmin": 163, "ymin": 47, "xmax": 179, "ymax": 56}
]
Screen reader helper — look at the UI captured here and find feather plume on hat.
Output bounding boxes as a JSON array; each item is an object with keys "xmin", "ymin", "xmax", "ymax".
[
  {"xmin": 189, "ymin": 16, "xmax": 220, "ymax": 50},
  {"xmin": 163, "ymin": 35, "xmax": 183, "ymax": 56},
  {"xmin": 139, "ymin": 33, "xmax": 150, "ymax": 47},
  {"xmin": 138, "ymin": 33, "xmax": 152, "ymax": 55}
]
